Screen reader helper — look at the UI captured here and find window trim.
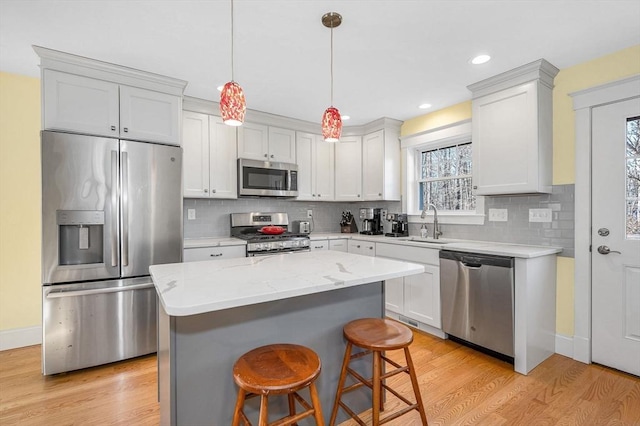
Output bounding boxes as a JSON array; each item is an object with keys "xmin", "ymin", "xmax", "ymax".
[{"xmin": 401, "ymin": 119, "xmax": 485, "ymax": 225}]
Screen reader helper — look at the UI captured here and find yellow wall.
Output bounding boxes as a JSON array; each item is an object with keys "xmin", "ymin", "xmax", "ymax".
[
  {"xmin": 400, "ymin": 45, "xmax": 640, "ymax": 337},
  {"xmin": 552, "ymin": 44, "xmax": 640, "ymax": 184},
  {"xmin": 0, "ymin": 72, "xmax": 42, "ymax": 331}
]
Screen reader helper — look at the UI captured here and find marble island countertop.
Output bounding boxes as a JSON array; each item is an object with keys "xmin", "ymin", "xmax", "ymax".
[{"xmin": 150, "ymin": 250, "xmax": 424, "ymax": 316}]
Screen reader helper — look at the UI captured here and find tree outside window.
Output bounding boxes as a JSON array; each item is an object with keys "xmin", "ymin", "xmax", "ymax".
[
  {"xmin": 419, "ymin": 142, "xmax": 475, "ymax": 211},
  {"xmin": 627, "ymin": 116, "xmax": 640, "ymax": 238}
]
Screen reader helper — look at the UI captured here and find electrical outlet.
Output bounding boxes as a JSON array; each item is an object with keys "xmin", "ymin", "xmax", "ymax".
[
  {"xmin": 307, "ymin": 209, "xmax": 313, "ymax": 218},
  {"xmin": 488, "ymin": 208, "xmax": 508, "ymax": 222},
  {"xmin": 187, "ymin": 209, "xmax": 196, "ymax": 220},
  {"xmin": 529, "ymin": 208, "xmax": 552, "ymax": 223}
]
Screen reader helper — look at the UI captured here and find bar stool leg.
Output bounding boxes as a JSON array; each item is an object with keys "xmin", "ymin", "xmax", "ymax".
[
  {"xmin": 405, "ymin": 347, "xmax": 428, "ymax": 425},
  {"xmin": 379, "ymin": 351, "xmax": 385, "ymax": 412},
  {"xmin": 309, "ymin": 382, "xmax": 325, "ymax": 425},
  {"xmin": 232, "ymin": 388, "xmax": 246, "ymax": 426},
  {"xmin": 329, "ymin": 341, "xmax": 353, "ymax": 426},
  {"xmin": 258, "ymin": 394, "xmax": 269, "ymax": 426},
  {"xmin": 372, "ymin": 350, "xmax": 382, "ymax": 425},
  {"xmin": 288, "ymin": 393, "xmax": 296, "ymax": 422}
]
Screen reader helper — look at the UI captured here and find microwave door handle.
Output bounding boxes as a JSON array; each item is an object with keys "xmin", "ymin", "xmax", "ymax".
[
  {"xmin": 121, "ymin": 151, "xmax": 129, "ymax": 267},
  {"xmin": 110, "ymin": 150, "xmax": 118, "ymax": 267}
]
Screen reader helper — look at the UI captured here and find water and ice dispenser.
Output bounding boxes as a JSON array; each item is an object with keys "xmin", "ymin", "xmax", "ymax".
[{"xmin": 57, "ymin": 210, "xmax": 105, "ymax": 265}]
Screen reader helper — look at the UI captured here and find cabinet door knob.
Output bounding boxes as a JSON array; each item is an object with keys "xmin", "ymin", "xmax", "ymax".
[
  {"xmin": 473, "ymin": 185, "xmax": 477, "ymax": 189},
  {"xmin": 318, "ymin": 194, "xmax": 321, "ymax": 198},
  {"xmin": 369, "ymin": 246, "xmax": 373, "ymax": 250},
  {"xmin": 212, "ymin": 189, "xmax": 216, "ymax": 193},
  {"xmin": 312, "ymin": 194, "xmax": 316, "ymax": 197},
  {"xmin": 270, "ymin": 154, "xmax": 274, "ymax": 158},
  {"xmin": 204, "ymin": 189, "xmax": 208, "ymax": 193},
  {"xmin": 357, "ymin": 194, "xmax": 361, "ymax": 197},
  {"xmin": 378, "ymin": 193, "xmax": 382, "ymax": 196},
  {"xmin": 111, "ymin": 125, "xmax": 116, "ymax": 131},
  {"xmin": 264, "ymin": 154, "xmax": 268, "ymax": 158},
  {"xmin": 123, "ymin": 127, "xmax": 129, "ymax": 133}
]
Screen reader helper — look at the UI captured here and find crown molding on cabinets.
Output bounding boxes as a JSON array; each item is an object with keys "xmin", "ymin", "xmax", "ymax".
[
  {"xmin": 342, "ymin": 117, "xmax": 403, "ymax": 137},
  {"xmin": 467, "ymin": 58, "xmax": 559, "ymax": 98},
  {"xmin": 33, "ymin": 45, "xmax": 187, "ymax": 96}
]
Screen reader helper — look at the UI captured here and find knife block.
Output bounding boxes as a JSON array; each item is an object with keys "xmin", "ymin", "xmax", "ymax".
[{"xmin": 341, "ymin": 221, "xmax": 358, "ymax": 233}]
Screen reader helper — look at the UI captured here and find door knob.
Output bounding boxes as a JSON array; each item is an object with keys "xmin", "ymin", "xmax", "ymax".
[{"xmin": 597, "ymin": 245, "xmax": 621, "ymax": 255}]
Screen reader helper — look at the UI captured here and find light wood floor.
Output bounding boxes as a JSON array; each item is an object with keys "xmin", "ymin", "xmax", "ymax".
[{"xmin": 1, "ymin": 330, "xmax": 639, "ymax": 425}]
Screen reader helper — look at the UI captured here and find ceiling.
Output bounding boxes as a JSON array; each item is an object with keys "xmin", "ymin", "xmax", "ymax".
[{"xmin": 1, "ymin": 1, "xmax": 639, "ymax": 127}]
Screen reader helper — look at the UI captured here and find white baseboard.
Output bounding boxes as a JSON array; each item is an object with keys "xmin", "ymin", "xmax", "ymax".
[
  {"xmin": 0, "ymin": 325, "xmax": 42, "ymax": 351},
  {"xmin": 555, "ymin": 333, "xmax": 574, "ymax": 358}
]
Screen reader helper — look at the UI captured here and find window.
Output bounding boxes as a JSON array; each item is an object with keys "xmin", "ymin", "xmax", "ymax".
[
  {"xmin": 419, "ymin": 142, "xmax": 476, "ymax": 212},
  {"xmin": 627, "ymin": 116, "xmax": 640, "ymax": 238}
]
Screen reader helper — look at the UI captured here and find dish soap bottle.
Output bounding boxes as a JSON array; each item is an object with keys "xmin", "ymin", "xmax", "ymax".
[{"xmin": 420, "ymin": 224, "xmax": 428, "ymax": 238}]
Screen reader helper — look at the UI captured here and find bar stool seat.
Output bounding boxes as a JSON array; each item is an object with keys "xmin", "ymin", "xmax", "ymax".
[
  {"xmin": 329, "ymin": 318, "xmax": 428, "ymax": 425},
  {"xmin": 232, "ymin": 343, "xmax": 324, "ymax": 426}
]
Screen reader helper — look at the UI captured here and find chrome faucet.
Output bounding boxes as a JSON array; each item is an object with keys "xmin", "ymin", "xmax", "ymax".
[{"xmin": 420, "ymin": 203, "xmax": 442, "ymax": 239}]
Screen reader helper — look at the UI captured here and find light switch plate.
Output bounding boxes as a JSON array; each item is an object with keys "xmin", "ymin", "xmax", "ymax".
[
  {"xmin": 529, "ymin": 208, "xmax": 552, "ymax": 222},
  {"xmin": 488, "ymin": 208, "xmax": 508, "ymax": 222},
  {"xmin": 187, "ymin": 209, "xmax": 196, "ymax": 220}
]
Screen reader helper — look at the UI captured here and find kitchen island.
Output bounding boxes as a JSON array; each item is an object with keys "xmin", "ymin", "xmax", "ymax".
[{"xmin": 150, "ymin": 250, "xmax": 424, "ymax": 426}]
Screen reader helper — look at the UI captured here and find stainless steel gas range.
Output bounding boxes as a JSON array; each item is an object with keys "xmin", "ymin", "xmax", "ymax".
[{"xmin": 230, "ymin": 212, "xmax": 310, "ymax": 257}]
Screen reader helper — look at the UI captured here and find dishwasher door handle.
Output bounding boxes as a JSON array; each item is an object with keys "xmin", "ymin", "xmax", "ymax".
[{"xmin": 462, "ymin": 262, "xmax": 482, "ymax": 269}]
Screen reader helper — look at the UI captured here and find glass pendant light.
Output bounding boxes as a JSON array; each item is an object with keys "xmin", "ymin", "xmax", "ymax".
[
  {"xmin": 321, "ymin": 12, "xmax": 342, "ymax": 142},
  {"xmin": 220, "ymin": 0, "xmax": 245, "ymax": 126}
]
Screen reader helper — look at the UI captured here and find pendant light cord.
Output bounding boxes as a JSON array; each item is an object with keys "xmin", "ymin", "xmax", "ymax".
[
  {"xmin": 330, "ymin": 24, "xmax": 334, "ymax": 106},
  {"xmin": 230, "ymin": 0, "xmax": 235, "ymax": 81}
]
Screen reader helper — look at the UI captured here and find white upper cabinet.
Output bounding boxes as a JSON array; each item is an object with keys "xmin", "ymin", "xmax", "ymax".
[
  {"xmin": 182, "ymin": 111, "xmax": 237, "ymax": 199},
  {"xmin": 43, "ymin": 70, "xmax": 120, "ymax": 138},
  {"xmin": 335, "ymin": 136, "xmax": 363, "ymax": 201},
  {"xmin": 468, "ymin": 59, "xmax": 559, "ymax": 195},
  {"xmin": 238, "ymin": 123, "xmax": 296, "ymax": 163},
  {"xmin": 295, "ymin": 132, "xmax": 334, "ymax": 201},
  {"xmin": 37, "ymin": 46, "xmax": 186, "ymax": 146},
  {"xmin": 119, "ymin": 85, "xmax": 181, "ymax": 145},
  {"xmin": 362, "ymin": 128, "xmax": 401, "ymax": 201}
]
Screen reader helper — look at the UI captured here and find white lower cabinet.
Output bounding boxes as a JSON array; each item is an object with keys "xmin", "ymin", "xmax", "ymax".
[
  {"xmin": 329, "ymin": 239, "xmax": 348, "ymax": 252},
  {"xmin": 183, "ymin": 245, "xmax": 245, "ymax": 262},
  {"xmin": 310, "ymin": 240, "xmax": 329, "ymax": 251},
  {"xmin": 348, "ymin": 240, "xmax": 375, "ymax": 256},
  {"xmin": 376, "ymin": 243, "xmax": 441, "ymax": 330}
]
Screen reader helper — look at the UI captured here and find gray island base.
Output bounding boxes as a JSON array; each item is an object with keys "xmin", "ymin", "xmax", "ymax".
[{"xmin": 158, "ymin": 282, "xmax": 384, "ymax": 425}]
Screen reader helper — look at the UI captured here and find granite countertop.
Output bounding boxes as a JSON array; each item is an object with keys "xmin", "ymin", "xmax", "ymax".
[
  {"xmin": 184, "ymin": 234, "xmax": 561, "ymax": 259},
  {"xmin": 150, "ymin": 250, "xmax": 425, "ymax": 316}
]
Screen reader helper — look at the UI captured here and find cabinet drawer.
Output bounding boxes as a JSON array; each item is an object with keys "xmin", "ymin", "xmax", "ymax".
[
  {"xmin": 310, "ymin": 240, "xmax": 329, "ymax": 251},
  {"xmin": 183, "ymin": 245, "xmax": 245, "ymax": 262},
  {"xmin": 376, "ymin": 242, "xmax": 439, "ymax": 265},
  {"xmin": 329, "ymin": 239, "xmax": 348, "ymax": 252}
]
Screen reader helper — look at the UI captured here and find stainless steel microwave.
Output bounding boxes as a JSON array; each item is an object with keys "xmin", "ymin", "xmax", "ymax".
[{"xmin": 238, "ymin": 158, "xmax": 298, "ymax": 197}]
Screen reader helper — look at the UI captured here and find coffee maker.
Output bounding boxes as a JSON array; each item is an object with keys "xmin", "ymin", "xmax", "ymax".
[
  {"xmin": 359, "ymin": 208, "xmax": 383, "ymax": 235},
  {"xmin": 384, "ymin": 213, "xmax": 409, "ymax": 237}
]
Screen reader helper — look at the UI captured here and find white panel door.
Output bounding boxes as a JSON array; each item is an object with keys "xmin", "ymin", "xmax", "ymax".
[
  {"xmin": 385, "ymin": 277, "xmax": 404, "ymax": 314},
  {"xmin": 209, "ymin": 116, "xmax": 238, "ymax": 199},
  {"xmin": 295, "ymin": 132, "xmax": 314, "ymax": 200},
  {"xmin": 238, "ymin": 122, "xmax": 268, "ymax": 160},
  {"xmin": 404, "ymin": 264, "xmax": 441, "ymax": 328},
  {"xmin": 119, "ymin": 85, "xmax": 181, "ymax": 145},
  {"xmin": 314, "ymin": 138, "xmax": 335, "ymax": 200},
  {"xmin": 363, "ymin": 130, "xmax": 384, "ymax": 200},
  {"xmin": 182, "ymin": 111, "xmax": 210, "ymax": 198},
  {"xmin": 592, "ymin": 97, "xmax": 640, "ymax": 376},
  {"xmin": 268, "ymin": 127, "xmax": 296, "ymax": 163},
  {"xmin": 335, "ymin": 136, "xmax": 363, "ymax": 201},
  {"xmin": 43, "ymin": 70, "xmax": 119, "ymax": 137}
]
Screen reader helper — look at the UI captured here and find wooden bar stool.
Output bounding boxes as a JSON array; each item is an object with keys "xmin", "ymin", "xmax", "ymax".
[
  {"xmin": 232, "ymin": 343, "xmax": 325, "ymax": 426},
  {"xmin": 329, "ymin": 318, "xmax": 428, "ymax": 425}
]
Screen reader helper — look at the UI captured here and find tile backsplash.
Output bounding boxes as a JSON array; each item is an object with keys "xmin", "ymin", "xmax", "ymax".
[
  {"xmin": 184, "ymin": 184, "xmax": 575, "ymax": 258},
  {"xmin": 408, "ymin": 184, "xmax": 575, "ymax": 257}
]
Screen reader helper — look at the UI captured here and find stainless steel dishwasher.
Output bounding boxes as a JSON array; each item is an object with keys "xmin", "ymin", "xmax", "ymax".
[{"xmin": 439, "ymin": 250, "xmax": 515, "ymax": 358}]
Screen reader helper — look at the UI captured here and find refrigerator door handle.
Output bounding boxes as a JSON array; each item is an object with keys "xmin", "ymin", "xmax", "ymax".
[
  {"xmin": 111, "ymin": 150, "xmax": 119, "ymax": 267},
  {"xmin": 122, "ymin": 151, "xmax": 129, "ymax": 266},
  {"xmin": 45, "ymin": 282, "xmax": 154, "ymax": 299}
]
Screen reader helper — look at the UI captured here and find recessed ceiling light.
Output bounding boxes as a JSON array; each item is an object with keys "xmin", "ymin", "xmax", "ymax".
[
  {"xmin": 342, "ymin": 115, "xmax": 350, "ymax": 120},
  {"xmin": 418, "ymin": 103, "xmax": 432, "ymax": 109},
  {"xmin": 470, "ymin": 54, "xmax": 491, "ymax": 65}
]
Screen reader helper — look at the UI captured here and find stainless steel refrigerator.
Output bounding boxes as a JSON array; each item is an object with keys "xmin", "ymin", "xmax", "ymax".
[{"xmin": 41, "ymin": 131, "xmax": 182, "ymax": 375}]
